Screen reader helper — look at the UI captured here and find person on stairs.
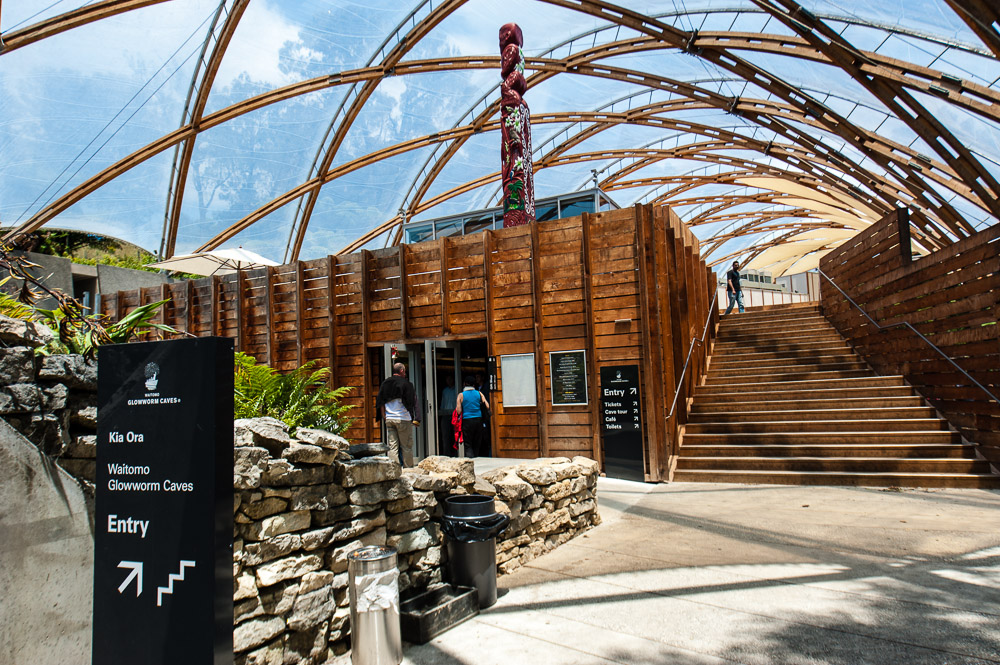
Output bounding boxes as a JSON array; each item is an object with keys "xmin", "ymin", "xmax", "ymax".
[
  {"xmin": 724, "ymin": 260, "xmax": 745, "ymax": 315},
  {"xmin": 456, "ymin": 375, "xmax": 490, "ymax": 457}
]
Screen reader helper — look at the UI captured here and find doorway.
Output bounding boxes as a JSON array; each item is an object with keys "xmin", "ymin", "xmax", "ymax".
[{"xmin": 381, "ymin": 338, "xmax": 490, "ymax": 464}]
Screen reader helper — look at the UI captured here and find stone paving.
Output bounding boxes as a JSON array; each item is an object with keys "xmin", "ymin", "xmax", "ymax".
[{"xmin": 397, "ymin": 477, "xmax": 1000, "ymax": 665}]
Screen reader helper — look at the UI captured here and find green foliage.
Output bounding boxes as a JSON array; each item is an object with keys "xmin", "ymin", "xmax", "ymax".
[
  {"xmin": 234, "ymin": 352, "xmax": 354, "ymax": 436},
  {"xmin": 0, "ymin": 276, "xmax": 38, "ymax": 320},
  {"xmin": 34, "ymin": 298, "xmax": 179, "ymax": 357}
]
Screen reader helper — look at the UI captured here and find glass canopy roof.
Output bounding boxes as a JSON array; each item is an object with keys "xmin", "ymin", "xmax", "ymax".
[{"xmin": 2, "ymin": 0, "xmax": 998, "ymax": 275}]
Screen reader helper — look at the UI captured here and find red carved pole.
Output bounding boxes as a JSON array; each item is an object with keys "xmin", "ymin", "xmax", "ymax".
[{"xmin": 499, "ymin": 23, "xmax": 534, "ymax": 228}]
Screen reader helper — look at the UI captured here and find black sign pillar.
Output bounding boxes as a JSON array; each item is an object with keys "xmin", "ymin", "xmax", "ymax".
[
  {"xmin": 94, "ymin": 337, "xmax": 234, "ymax": 665},
  {"xmin": 599, "ymin": 365, "xmax": 645, "ymax": 482}
]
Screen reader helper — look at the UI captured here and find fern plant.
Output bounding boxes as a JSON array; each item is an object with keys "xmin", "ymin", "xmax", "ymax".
[
  {"xmin": 34, "ymin": 298, "xmax": 179, "ymax": 357},
  {"xmin": 234, "ymin": 352, "xmax": 354, "ymax": 436},
  {"xmin": 0, "ymin": 276, "xmax": 37, "ymax": 320}
]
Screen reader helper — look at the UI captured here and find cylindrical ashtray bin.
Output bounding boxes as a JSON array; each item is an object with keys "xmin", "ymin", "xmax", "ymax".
[
  {"xmin": 441, "ymin": 495, "xmax": 510, "ymax": 609},
  {"xmin": 348, "ymin": 545, "xmax": 402, "ymax": 665}
]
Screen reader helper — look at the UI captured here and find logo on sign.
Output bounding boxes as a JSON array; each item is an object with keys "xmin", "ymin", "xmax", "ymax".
[
  {"xmin": 144, "ymin": 363, "xmax": 159, "ymax": 391},
  {"xmin": 616, "ymin": 371, "xmax": 622, "ymax": 380}
]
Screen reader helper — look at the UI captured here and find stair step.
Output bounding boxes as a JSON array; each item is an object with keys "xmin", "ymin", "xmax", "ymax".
[
  {"xmin": 694, "ymin": 386, "xmax": 916, "ymax": 403},
  {"xmin": 685, "ymin": 419, "xmax": 950, "ymax": 434},
  {"xmin": 675, "ymin": 457, "xmax": 992, "ymax": 474},
  {"xmin": 684, "ymin": 303, "xmax": 999, "ymax": 488},
  {"xmin": 678, "ymin": 444, "xmax": 978, "ymax": 458},
  {"xmin": 697, "ymin": 376, "xmax": 907, "ymax": 394},
  {"xmin": 711, "ymin": 353, "xmax": 860, "ymax": 368},
  {"xmin": 707, "ymin": 362, "xmax": 869, "ymax": 378},
  {"xmin": 719, "ymin": 320, "xmax": 833, "ymax": 335},
  {"xmin": 716, "ymin": 331, "xmax": 844, "ymax": 345},
  {"xmin": 688, "ymin": 407, "xmax": 938, "ymax": 422},
  {"xmin": 682, "ymin": 431, "xmax": 962, "ymax": 445},
  {"xmin": 703, "ymin": 368, "xmax": 875, "ymax": 384},
  {"xmin": 670, "ymin": 469, "xmax": 1000, "ymax": 489},
  {"xmin": 691, "ymin": 396, "xmax": 925, "ymax": 412}
]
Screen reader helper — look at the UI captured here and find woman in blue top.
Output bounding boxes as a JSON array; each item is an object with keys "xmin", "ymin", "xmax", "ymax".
[{"xmin": 456, "ymin": 375, "xmax": 490, "ymax": 457}]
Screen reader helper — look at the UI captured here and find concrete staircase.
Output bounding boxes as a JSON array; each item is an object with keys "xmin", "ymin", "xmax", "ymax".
[{"xmin": 676, "ymin": 303, "xmax": 1000, "ymax": 488}]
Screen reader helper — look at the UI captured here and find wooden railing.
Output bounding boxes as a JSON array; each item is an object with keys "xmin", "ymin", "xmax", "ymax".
[
  {"xmin": 102, "ymin": 204, "xmax": 716, "ymax": 480},
  {"xmin": 820, "ymin": 210, "xmax": 1000, "ymax": 465}
]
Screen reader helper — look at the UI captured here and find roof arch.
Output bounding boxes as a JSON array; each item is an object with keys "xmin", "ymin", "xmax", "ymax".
[{"xmin": 1, "ymin": 0, "xmax": 996, "ymax": 276}]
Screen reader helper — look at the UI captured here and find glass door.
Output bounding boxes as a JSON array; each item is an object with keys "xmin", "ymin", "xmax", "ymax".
[
  {"xmin": 382, "ymin": 343, "xmax": 427, "ymax": 462},
  {"xmin": 425, "ymin": 340, "xmax": 462, "ymax": 458}
]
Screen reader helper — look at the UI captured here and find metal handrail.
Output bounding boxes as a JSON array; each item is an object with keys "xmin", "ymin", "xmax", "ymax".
[
  {"xmin": 817, "ymin": 268, "xmax": 1000, "ymax": 407},
  {"xmin": 667, "ymin": 289, "xmax": 719, "ymax": 422}
]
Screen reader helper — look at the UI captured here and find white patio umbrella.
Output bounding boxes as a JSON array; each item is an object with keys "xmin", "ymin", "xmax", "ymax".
[{"xmin": 145, "ymin": 248, "xmax": 279, "ymax": 276}]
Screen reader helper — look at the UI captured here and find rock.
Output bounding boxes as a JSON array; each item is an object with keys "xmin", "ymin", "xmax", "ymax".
[
  {"xmin": 242, "ymin": 510, "xmax": 311, "ymax": 542},
  {"xmin": 348, "ymin": 479, "xmax": 409, "ymax": 506},
  {"xmin": 386, "ymin": 489, "xmax": 436, "ymax": 514},
  {"xmin": 301, "ymin": 511, "xmax": 386, "ymax": 550},
  {"xmin": 491, "ymin": 472, "xmax": 533, "ymax": 501},
  {"xmin": 65, "ymin": 434, "xmax": 96, "ymax": 458},
  {"xmin": 295, "ymin": 427, "xmax": 349, "ymax": 451},
  {"xmin": 418, "ymin": 456, "xmax": 475, "ymax": 485},
  {"xmin": 42, "ymin": 382, "xmax": 68, "ymax": 410},
  {"xmin": 68, "ymin": 400, "xmax": 97, "ymax": 430},
  {"xmin": 404, "ymin": 469, "xmax": 457, "ymax": 492},
  {"xmin": 336, "ymin": 456, "xmax": 401, "ymax": 487},
  {"xmin": 473, "ymin": 477, "xmax": 497, "ymax": 496},
  {"xmin": 242, "ymin": 497, "xmax": 289, "ymax": 520},
  {"xmin": 313, "ymin": 503, "xmax": 379, "ymax": 527},
  {"xmin": 388, "ymin": 523, "xmax": 440, "ymax": 554},
  {"xmin": 9, "ymin": 411, "xmax": 68, "ymax": 455},
  {"xmin": 0, "ymin": 314, "xmax": 54, "ymax": 348},
  {"xmin": 242, "ymin": 534, "xmax": 303, "ymax": 567},
  {"xmin": 386, "ymin": 508, "xmax": 430, "ymax": 533},
  {"xmin": 38, "ymin": 355, "xmax": 96, "ymax": 391},
  {"xmin": 288, "ymin": 586, "xmax": 336, "ymax": 631},
  {"xmin": 234, "ymin": 417, "xmax": 293, "ymax": 456},
  {"xmin": 234, "ymin": 447, "xmax": 270, "ymax": 490},
  {"xmin": 550, "ymin": 462, "xmax": 583, "ymax": 482},
  {"xmin": 281, "ymin": 442, "xmax": 338, "ymax": 465},
  {"xmin": 0, "ymin": 383, "xmax": 45, "ymax": 414},
  {"xmin": 326, "ymin": 527, "xmax": 387, "ymax": 573},
  {"xmin": 234, "ymin": 571, "xmax": 259, "ymax": 601},
  {"xmin": 288, "ymin": 483, "xmax": 348, "ymax": 511},
  {"xmin": 516, "ymin": 464, "xmax": 557, "ymax": 486},
  {"xmin": 542, "ymin": 478, "xmax": 575, "ymax": 501},
  {"xmin": 0, "ymin": 346, "xmax": 35, "ymax": 384},
  {"xmin": 573, "ymin": 456, "xmax": 600, "ymax": 475},
  {"xmin": 480, "ymin": 466, "xmax": 516, "ymax": 484},
  {"xmin": 255, "ymin": 553, "xmax": 322, "ymax": 587},
  {"xmin": 234, "ymin": 615, "xmax": 285, "ymax": 653},
  {"xmin": 242, "ymin": 639, "xmax": 283, "ymax": 665},
  {"xmin": 299, "ymin": 571, "xmax": 335, "ymax": 594},
  {"xmin": 262, "ymin": 460, "xmax": 336, "ymax": 486}
]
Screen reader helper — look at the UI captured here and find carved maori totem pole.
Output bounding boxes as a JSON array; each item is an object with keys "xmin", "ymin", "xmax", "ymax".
[{"xmin": 499, "ymin": 23, "xmax": 535, "ymax": 228}]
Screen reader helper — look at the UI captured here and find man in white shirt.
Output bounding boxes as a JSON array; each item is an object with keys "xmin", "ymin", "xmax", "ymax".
[{"xmin": 375, "ymin": 363, "xmax": 421, "ymax": 466}]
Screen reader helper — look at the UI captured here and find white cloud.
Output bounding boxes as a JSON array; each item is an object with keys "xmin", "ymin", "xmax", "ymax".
[{"xmin": 214, "ymin": 0, "xmax": 303, "ymax": 88}]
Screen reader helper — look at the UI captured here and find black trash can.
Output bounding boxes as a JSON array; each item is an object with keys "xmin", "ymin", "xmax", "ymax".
[{"xmin": 440, "ymin": 495, "xmax": 510, "ymax": 609}]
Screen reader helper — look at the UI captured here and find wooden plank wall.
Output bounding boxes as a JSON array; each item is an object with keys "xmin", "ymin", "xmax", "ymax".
[
  {"xmin": 100, "ymin": 204, "xmax": 717, "ymax": 479},
  {"xmin": 820, "ymin": 211, "xmax": 1000, "ymax": 465}
]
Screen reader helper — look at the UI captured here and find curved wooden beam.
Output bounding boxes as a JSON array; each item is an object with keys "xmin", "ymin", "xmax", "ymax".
[
  {"xmin": 0, "ymin": 0, "xmax": 170, "ymax": 55},
  {"xmin": 161, "ymin": 0, "xmax": 250, "ymax": 259}
]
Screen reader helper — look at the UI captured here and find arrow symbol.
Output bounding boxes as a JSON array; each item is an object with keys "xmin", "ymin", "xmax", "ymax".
[{"xmin": 117, "ymin": 561, "xmax": 143, "ymax": 597}]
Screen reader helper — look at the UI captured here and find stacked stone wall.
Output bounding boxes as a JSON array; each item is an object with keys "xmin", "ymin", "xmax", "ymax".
[
  {"xmin": 0, "ymin": 315, "xmax": 98, "ymax": 485},
  {"xmin": 234, "ymin": 421, "xmax": 600, "ymax": 664}
]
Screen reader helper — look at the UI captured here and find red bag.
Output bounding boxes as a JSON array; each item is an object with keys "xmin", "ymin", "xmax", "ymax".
[{"xmin": 451, "ymin": 410, "xmax": 463, "ymax": 451}]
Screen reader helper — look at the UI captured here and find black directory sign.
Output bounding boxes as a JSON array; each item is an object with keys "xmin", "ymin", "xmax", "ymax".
[
  {"xmin": 550, "ymin": 350, "xmax": 588, "ymax": 406},
  {"xmin": 94, "ymin": 338, "xmax": 234, "ymax": 665},
  {"xmin": 600, "ymin": 365, "xmax": 645, "ymax": 482}
]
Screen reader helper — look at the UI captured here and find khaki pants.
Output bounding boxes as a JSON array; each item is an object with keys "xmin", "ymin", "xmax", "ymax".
[{"xmin": 385, "ymin": 419, "xmax": 414, "ymax": 467}]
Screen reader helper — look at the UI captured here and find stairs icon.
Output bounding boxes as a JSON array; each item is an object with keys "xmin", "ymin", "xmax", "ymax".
[{"xmin": 157, "ymin": 560, "xmax": 196, "ymax": 607}]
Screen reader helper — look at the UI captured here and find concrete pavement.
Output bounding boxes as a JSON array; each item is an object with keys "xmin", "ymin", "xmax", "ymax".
[{"xmin": 401, "ymin": 477, "xmax": 1000, "ymax": 665}]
